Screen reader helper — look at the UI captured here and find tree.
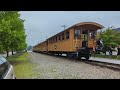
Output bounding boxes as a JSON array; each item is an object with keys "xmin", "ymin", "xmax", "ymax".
[
  {"xmin": 101, "ymin": 28, "xmax": 120, "ymax": 48},
  {"xmin": 10, "ymin": 17, "xmax": 26, "ymax": 55},
  {"xmin": 0, "ymin": 44, "xmax": 4, "ymax": 54},
  {"xmin": 0, "ymin": 11, "xmax": 27, "ymax": 57},
  {"xmin": 0, "ymin": 19, "xmax": 12, "ymax": 57}
]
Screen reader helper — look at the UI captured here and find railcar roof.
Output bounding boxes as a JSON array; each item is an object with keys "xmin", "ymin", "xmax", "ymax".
[
  {"xmin": 75, "ymin": 22, "xmax": 104, "ymax": 28},
  {"xmin": 34, "ymin": 22, "xmax": 104, "ymax": 46},
  {"xmin": 47, "ymin": 22, "xmax": 104, "ymax": 40}
]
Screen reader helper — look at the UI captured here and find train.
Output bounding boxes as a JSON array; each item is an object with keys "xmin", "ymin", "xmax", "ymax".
[{"xmin": 32, "ymin": 22, "xmax": 104, "ymax": 60}]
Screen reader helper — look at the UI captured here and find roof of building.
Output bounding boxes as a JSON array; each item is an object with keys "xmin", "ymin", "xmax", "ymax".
[{"xmin": 113, "ymin": 28, "xmax": 120, "ymax": 31}]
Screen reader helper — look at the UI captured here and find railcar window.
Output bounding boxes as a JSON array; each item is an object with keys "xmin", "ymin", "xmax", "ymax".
[
  {"xmin": 51, "ymin": 38, "xmax": 53, "ymax": 43},
  {"xmin": 66, "ymin": 31, "xmax": 69, "ymax": 39},
  {"xmin": 49, "ymin": 39, "xmax": 51, "ymax": 43},
  {"xmin": 53, "ymin": 37, "xmax": 54, "ymax": 42},
  {"xmin": 74, "ymin": 29, "xmax": 81, "ymax": 39},
  {"xmin": 52, "ymin": 37, "xmax": 54, "ymax": 43},
  {"xmin": 54, "ymin": 37, "xmax": 55, "ymax": 42},
  {"xmin": 58, "ymin": 35, "xmax": 61, "ymax": 41},
  {"xmin": 62, "ymin": 33, "xmax": 64, "ymax": 40},
  {"xmin": 89, "ymin": 31, "xmax": 95, "ymax": 39},
  {"xmin": 51, "ymin": 38, "xmax": 52, "ymax": 43},
  {"xmin": 53, "ymin": 37, "xmax": 55, "ymax": 42},
  {"xmin": 50, "ymin": 38, "xmax": 51, "ymax": 43},
  {"xmin": 82, "ymin": 34, "xmax": 88, "ymax": 41},
  {"xmin": 54, "ymin": 37, "xmax": 56, "ymax": 42},
  {"xmin": 50, "ymin": 38, "xmax": 52, "ymax": 43},
  {"xmin": 48, "ymin": 39, "xmax": 50, "ymax": 43},
  {"xmin": 55, "ymin": 36, "xmax": 57, "ymax": 42}
]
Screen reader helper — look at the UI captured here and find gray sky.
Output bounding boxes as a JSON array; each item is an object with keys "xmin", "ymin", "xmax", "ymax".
[{"xmin": 20, "ymin": 11, "xmax": 120, "ymax": 46}]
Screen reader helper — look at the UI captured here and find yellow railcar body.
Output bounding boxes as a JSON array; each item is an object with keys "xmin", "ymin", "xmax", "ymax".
[
  {"xmin": 48, "ymin": 29, "xmax": 73, "ymax": 52},
  {"xmin": 33, "ymin": 22, "xmax": 104, "ymax": 53}
]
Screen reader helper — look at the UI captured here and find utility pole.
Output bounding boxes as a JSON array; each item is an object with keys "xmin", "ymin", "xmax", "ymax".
[{"xmin": 61, "ymin": 25, "xmax": 67, "ymax": 30}]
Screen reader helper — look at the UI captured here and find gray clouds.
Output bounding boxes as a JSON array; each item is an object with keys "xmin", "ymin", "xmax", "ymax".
[{"xmin": 20, "ymin": 11, "xmax": 120, "ymax": 46}]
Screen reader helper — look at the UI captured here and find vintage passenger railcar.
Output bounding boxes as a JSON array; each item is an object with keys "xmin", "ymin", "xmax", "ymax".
[{"xmin": 33, "ymin": 22, "xmax": 104, "ymax": 60}]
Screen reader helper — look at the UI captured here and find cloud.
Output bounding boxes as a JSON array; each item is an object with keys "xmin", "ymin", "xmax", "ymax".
[{"xmin": 20, "ymin": 11, "xmax": 120, "ymax": 46}]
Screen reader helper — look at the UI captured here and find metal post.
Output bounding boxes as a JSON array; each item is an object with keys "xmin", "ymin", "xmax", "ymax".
[{"xmin": 61, "ymin": 25, "xmax": 67, "ymax": 30}]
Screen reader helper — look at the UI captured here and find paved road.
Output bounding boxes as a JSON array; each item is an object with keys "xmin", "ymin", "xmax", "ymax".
[
  {"xmin": 90, "ymin": 57, "xmax": 120, "ymax": 65},
  {"xmin": 0, "ymin": 52, "xmax": 16, "ymax": 57},
  {"xmin": 29, "ymin": 52, "xmax": 120, "ymax": 79}
]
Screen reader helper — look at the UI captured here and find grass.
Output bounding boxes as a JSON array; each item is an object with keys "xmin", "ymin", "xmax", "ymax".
[
  {"xmin": 7, "ymin": 52, "xmax": 39, "ymax": 79},
  {"xmin": 91, "ymin": 54, "xmax": 120, "ymax": 60}
]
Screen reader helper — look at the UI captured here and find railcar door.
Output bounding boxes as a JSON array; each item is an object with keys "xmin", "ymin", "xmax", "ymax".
[
  {"xmin": 88, "ymin": 30, "xmax": 96, "ymax": 48},
  {"xmin": 74, "ymin": 29, "xmax": 82, "ymax": 50},
  {"xmin": 81, "ymin": 30, "xmax": 88, "ymax": 47},
  {"xmin": 46, "ymin": 40, "xmax": 48, "ymax": 52}
]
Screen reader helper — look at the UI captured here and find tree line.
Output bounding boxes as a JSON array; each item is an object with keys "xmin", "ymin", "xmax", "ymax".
[
  {"xmin": 0, "ymin": 11, "xmax": 27, "ymax": 57},
  {"xmin": 98, "ymin": 28, "xmax": 120, "ymax": 49}
]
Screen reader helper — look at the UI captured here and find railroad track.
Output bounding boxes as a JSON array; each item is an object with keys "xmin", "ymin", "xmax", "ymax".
[
  {"xmin": 35, "ymin": 52, "xmax": 120, "ymax": 72},
  {"xmin": 80, "ymin": 59, "xmax": 120, "ymax": 72}
]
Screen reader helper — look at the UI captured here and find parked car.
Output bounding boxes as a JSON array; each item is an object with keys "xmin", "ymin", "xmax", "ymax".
[{"xmin": 0, "ymin": 56, "xmax": 16, "ymax": 79}]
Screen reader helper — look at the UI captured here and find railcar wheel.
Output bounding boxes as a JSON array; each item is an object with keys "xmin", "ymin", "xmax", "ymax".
[
  {"xmin": 79, "ymin": 56, "xmax": 81, "ymax": 60},
  {"xmin": 67, "ymin": 53, "xmax": 73, "ymax": 59},
  {"xmin": 85, "ymin": 56, "xmax": 89, "ymax": 60}
]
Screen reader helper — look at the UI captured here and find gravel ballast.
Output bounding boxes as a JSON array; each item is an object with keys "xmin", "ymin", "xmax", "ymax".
[{"xmin": 29, "ymin": 52, "xmax": 120, "ymax": 79}]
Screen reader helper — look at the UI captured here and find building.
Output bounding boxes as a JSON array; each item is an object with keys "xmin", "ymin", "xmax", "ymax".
[{"xmin": 113, "ymin": 28, "xmax": 120, "ymax": 31}]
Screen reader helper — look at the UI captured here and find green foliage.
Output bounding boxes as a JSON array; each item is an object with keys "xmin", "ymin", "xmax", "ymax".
[
  {"xmin": 101, "ymin": 28, "xmax": 120, "ymax": 48},
  {"xmin": 92, "ymin": 54, "xmax": 120, "ymax": 60},
  {"xmin": 0, "ymin": 44, "xmax": 4, "ymax": 53},
  {"xmin": 0, "ymin": 11, "xmax": 27, "ymax": 56}
]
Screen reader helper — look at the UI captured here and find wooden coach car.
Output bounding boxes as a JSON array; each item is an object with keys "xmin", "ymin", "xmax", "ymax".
[{"xmin": 33, "ymin": 22, "xmax": 104, "ymax": 60}]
